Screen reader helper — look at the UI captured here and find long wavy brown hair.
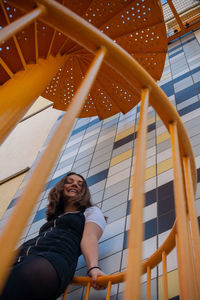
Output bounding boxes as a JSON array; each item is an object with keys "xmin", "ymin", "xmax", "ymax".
[{"xmin": 46, "ymin": 172, "xmax": 93, "ymax": 221}]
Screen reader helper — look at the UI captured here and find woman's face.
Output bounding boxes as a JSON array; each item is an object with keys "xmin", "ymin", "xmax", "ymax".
[{"xmin": 63, "ymin": 174, "xmax": 84, "ymax": 198}]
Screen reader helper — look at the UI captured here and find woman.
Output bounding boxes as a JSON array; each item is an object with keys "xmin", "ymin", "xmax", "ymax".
[{"xmin": 1, "ymin": 172, "xmax": 106, "ymax": 300}]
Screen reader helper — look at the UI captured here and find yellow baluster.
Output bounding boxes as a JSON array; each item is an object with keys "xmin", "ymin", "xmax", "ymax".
[
  {"xmin": 0, "ymin": 47, "xmax": 106, "ymax": 293},
  {"xmin": 124, "ymin": 88, "xmax": 149, "ymax": 300}
]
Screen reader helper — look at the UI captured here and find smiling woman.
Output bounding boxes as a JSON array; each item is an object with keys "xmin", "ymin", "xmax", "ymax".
[
  {"xmin": 64, "ymin": 174, "xmax": 84, "ymax": 199},
  {"xmin": 0, "ymin": 172, "xmax": 106, "ymax": 300},
  {"xmin": 46, "ymin": 172, "xmax": 93, "ymax": 220}
]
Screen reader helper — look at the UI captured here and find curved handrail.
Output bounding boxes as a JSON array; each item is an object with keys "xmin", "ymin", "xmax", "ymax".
[
  {"xmin": 7, "ymin": 0, "xmax": 198, "ymax": 189},
  {"xmin": 1, "ymin": 1, "xmax": 198, "ymax": 298},
  {"xmin": 70, "ymin": 222, "xmax": 176, "ymax": 286},
  {"xmin": 35, "ymin": 0, "xmax": 196, "ymax": 191}
]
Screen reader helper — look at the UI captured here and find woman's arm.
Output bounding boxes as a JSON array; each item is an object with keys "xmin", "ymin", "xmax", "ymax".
[{"xmin": 80, "ymin": 222, "xmax": 106, "ymax": 289}]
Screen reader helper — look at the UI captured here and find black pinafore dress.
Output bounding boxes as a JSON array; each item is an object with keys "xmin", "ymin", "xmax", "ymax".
[{"xmin": 16, "ymin": 212, "xmax": 85, "ymax": 295}]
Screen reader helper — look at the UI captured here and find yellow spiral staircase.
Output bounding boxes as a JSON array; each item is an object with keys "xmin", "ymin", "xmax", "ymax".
[{"xmin": 0, "ymin": 0, "xmax": 200, "ymax": 299}]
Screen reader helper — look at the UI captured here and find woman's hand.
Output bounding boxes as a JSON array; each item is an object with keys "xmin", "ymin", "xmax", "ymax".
[
  {"xmin": 89, "ymin": 268, "xmax": 107, "ymax": 290},
  {"xmin": 81, "ymin": 222, "xmax": 107, "ymax": 289}
]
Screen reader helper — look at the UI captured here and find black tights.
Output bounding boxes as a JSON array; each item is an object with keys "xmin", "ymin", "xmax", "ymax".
[{"xmin": 0, "ymin": 256, "xmax": 60, "ymax": 300}]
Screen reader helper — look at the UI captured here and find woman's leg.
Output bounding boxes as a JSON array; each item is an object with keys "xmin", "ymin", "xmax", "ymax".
[{"xmin": 0, "ymin": 256, "xmax": 60, "ymax": 300}]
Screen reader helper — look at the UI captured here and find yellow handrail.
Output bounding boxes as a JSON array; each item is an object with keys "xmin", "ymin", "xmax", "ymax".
[
  {"xmin": 70, "ymin": 223, "xmax": 176, "ymax": 287},
  {"xmin": 166, "ymin": 0, "xmax": 200, "ymax": 43},
  {"xmin": 0, "ymin": 47, "xmax": 106, "ymax": 292},
  {"xmin": 7, "ymin": 0, "xmax": 196, "ymax": 181},
  {"xmin": 0, "ymin": 1, "xmax": 199, "ymax": 299},
  {"xmin": 35, "ymin": 0, "xmax": 196, "ymax": 187}
]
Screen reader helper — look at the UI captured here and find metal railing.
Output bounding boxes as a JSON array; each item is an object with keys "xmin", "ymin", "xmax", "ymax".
[
  {"xmin": 0, "ymin": 0, "xmax": 199, "ymax": 299},
  {"xmin": 163, "ymin": 0, "xmax": 200, "ymax": 42}
]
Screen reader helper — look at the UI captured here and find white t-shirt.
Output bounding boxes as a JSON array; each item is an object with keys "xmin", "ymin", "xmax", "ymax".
[{"xmin": 84, "ymin": 206, "xmax": 106, "ymax": 232}]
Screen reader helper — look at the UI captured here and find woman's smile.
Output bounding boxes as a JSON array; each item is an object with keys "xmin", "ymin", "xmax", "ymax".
[
  {"xmin": 63, "ymin": 174, "xmax": 83, "ymax": 198},
  {"xmin": 66, "ymin": 188, "xmax": 79, "ymax": 196}
]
